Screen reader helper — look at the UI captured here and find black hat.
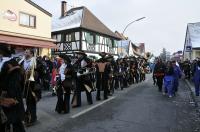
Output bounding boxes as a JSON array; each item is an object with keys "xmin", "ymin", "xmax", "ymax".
[
  {"xmin": 105, "ymin": 54, "xmax": 113, "ymax": 61},
  {"xmin": 0, "ymin": 44, "xmax": 11, "ymax": 57},
  {"xmin": 99, "ymin": 52, "xmax": 107, "ymax": 58},
  {"xmin": 74, "ymin": 50, "xmax": 87, "ymax": 56},
  {"xmin": 59, "ymin": 54, "xmax": 71, "ymax": 63}
]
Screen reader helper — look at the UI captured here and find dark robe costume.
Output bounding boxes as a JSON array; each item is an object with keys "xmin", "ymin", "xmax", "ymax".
[
  {"xmin": 71, "ymin": 56, "xmax": 94, "ymax": 107},
  {"xmin": 20, "ymin": 58, "xmax": 42, "ymax": 126},
  {"xmin": 96, "ymin": 58, "xmax": 110, "ymax": 100},
  {"xmin": 0, "ymin": 59, "xmax": 25, "ymax": 132},
  {"xmin": 153, "ymin": 62, "xmax": 166, "ymax": 92},
  {"xmin": 56, "ymin": 63, "xmax": 74, "ymax": 114}
]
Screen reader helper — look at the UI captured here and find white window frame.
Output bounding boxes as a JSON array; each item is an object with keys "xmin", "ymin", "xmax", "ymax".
[{"xmin": 19, "ymin": 12, "xmax": 36, "ymax": 28}]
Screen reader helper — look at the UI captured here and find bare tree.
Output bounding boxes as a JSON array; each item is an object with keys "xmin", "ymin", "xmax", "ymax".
[{"xmin": 160, "ymin": 48, "xmax": 167, "ymax": 62}]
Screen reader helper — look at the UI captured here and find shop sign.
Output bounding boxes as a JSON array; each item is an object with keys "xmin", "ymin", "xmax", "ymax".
[
  {"xmin": 186, "ymin": 46, "xmax": 192, "ymax": 52},
  {"xmin": 1, "ymin": 10, "xmax": 17, "ymax": 21}
]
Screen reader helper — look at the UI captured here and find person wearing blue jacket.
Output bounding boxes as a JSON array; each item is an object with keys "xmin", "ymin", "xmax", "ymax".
[
  {"xmin": 172, "ymin": 61, "xmax": 182, "ymax": 95},
  {"xmin": 163, "ymin": 61, "xmax": 174, "ymax": 98},
  {"xmin": 193, "ymin": 60, "xmax": 200, "ymax": 96}
]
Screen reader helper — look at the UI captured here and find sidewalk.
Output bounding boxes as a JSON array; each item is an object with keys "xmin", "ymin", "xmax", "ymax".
[{"xmin": 185, "ymin": 79, "xmax": 200, "ymax": 107}]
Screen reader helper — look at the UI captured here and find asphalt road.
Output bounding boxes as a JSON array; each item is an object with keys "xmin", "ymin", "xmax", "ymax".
[{"xmin": 27, "ymin": 75, "xmax": 200, "ymax": 132}]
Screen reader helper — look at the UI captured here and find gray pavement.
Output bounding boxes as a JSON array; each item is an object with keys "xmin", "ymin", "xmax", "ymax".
[
  {"xmin": 27, "ymin": 75, "xmax": 200, "ymax": 132},
  {"xmin": 185, "ymin": 79, "xmax": 200, "ymax": 107}
]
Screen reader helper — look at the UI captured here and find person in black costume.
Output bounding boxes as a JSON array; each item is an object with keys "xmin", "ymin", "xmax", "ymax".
[
  {"xmin": 121, "ymin": 58, "xmax": 129, "ymax": 88},
  {"xmin": 56, "ymin": 54, "xmax": 74, "ymax": 114},
  {"xmin": 0, "ymin": 45, "xmax": 25, "ymax": 132},
  {"xmin": 153, "ymin": 58, "xmax": 166, "ymax": 92},
  {"xmin": 71, "ymin": 51, "xmax": 94, "ymax": 107},
  {"xmin": 41, "ymin": 56, "xmax": 53, "ymax": 91},
  {"xmin": 19, "ymin": 49, "xmax": 41, "ymax": 126},
  {"xmin": 96, "ymin": 52, "xmax": 110, "ymax": 100},
  {"xmin": 107, "ymin": 55, "xmax": 115, "ymax": 96},
  {"xmin": 114, "ymin": 59, "xmax": 120, "ymax": 89},
  {"xmin": 130, "ymin": 59, "xmax": 139, "ymax": 84}
]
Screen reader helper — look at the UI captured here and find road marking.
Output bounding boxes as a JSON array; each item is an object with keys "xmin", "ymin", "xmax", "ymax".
[
  {"xmin": 71, "ymin": 96, "xmax": 115, "ymax": 118},
  {"xmin": 71, "ymin": 78, "xmax": 149, "ymax": 119}
]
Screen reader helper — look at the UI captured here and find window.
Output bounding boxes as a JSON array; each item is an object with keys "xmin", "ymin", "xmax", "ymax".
[
  {"xmin": 114, "ymin": 40, "xmax": 119, "ymax": 47},
  {"xmin": 75, "ymin": 32, "xmax": 80, "ymax": 41},
  {"xmin": 96, "ymin": 35, "xmax": 100, "ymax": 44},
  {"xmin": 30, "ymin": 16, "xmax": 35, "ymax": 27},
  {"xmin": 85, "ymin": 32, "xmax": 94, "ymax": 44},
  {"xmin": 105, "ymin": 38, "xmax": 112, "ymax": 47},
  {"xmin": 65, "ymin": 33, "xmax": 76, "ymax": 42},
  {"xmin": 52, "ymin": 35, "xmax": 56, "ymax": 40},
  {"xmin": 71, "ymin": 33, "xmax": 75, "ymax": 41},
  {"xmin": 57, "ymin": 34, "xmax": 62, "ymax": 42},
  {"xmin": 20, "ymin": 13, "xmax": 29, "ymax": 26},
  {"xmin": 111, "ymin": 39, "xmax": 114, "ymax": 48},
  {"xmin": 19, "ymin": 12, "xmax": 36, "ymax": 28},
  {"xmin": 66, "ymin": 34, "xmax": 69, "ymax": 41}
]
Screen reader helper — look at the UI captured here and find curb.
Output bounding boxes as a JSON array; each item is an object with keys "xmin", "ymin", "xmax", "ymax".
[{"xmin": 185, "ymin": 79, "xmax": 198, "ymax": 108}]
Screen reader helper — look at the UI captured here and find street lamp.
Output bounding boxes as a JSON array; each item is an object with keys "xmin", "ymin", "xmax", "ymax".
[
  {"xmin": 122, "ymin": 17, "xmax": 146, "ymax": 34},
  {"xmin": 120, "ymin": 17, "xmax": 146, "ymax": 57}
]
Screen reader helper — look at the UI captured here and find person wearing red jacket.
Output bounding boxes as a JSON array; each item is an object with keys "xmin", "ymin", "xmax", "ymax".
[{"xmin": 153, "ymin": 58, "xmax": 166, "ymax": 92}]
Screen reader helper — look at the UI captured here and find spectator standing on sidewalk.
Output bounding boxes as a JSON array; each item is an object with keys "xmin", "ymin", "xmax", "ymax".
[
  {"xmin": 193, "ymin": 59, "xmax": 200, "ymax": 96},
  {"xmin": 151, "ymin": 61, "xmax": 157, "ymax": 85},
  {"xmin": 183, "ymin": 59, "xmax": 191, "ymax": 79},
  {"xmin": 45, "ymin": 56, "xmax": 53, "ymax": 88},
  {"xmin": 191, "ymin": 59, "xmax": 197, "ymax": 77},
  {"xmin": 41, "ymin": 56, "xmax": 49, "ymax": 90}
]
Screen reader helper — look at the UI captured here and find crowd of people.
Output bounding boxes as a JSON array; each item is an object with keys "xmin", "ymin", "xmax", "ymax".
[
  {"xmin": 1, "ymin": 44, "xmax": 200, "ymax": 132},
  {"xmin": 153, "ymin": 58, "xmax": 200, "ymax": 98},
  {"xmin": 0, "ymin": 45, "xmax": 149, "ymax": 132},
  {"xmin": 180, "ymin": 58, "xmax": 200, "ymax": 96}
]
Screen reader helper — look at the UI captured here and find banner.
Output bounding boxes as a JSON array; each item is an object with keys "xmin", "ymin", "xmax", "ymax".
[{"xmin": 118, "ymin": 40, "xmax": 130, "ymax": 56}]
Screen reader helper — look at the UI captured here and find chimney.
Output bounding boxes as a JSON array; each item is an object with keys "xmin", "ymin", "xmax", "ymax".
[{"xmin": 61, "ymin": 1, "xmax": 67, "ymax": 17}]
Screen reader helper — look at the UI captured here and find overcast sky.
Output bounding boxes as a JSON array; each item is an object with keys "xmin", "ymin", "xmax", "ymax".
[{"xmin": 33, "ymin": 0, "xmax": 200, "ymax": 55}]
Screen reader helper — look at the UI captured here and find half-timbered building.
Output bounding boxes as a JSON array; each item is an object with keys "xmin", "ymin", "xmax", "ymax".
[{"xmin": 52, "ymin": 1, "xmax": 121, "ymax": 58}]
